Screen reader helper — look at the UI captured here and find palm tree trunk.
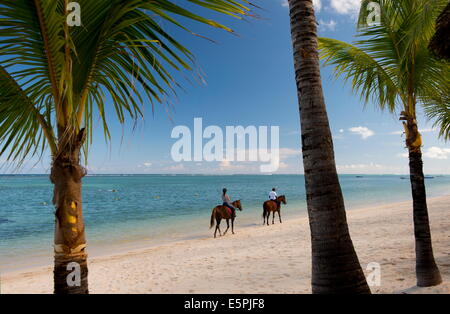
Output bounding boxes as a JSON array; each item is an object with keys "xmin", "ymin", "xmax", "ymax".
[
  {"xmin": 405, "ymin": 121, "xmax": 442, "ymax": 286},
  {"xmin": 288, "ymin": 0, "xmax": 370, "ymax": 294},
  {"xmin": 51, "ymin": 128, "xmax": 89, "ymax": 294}
]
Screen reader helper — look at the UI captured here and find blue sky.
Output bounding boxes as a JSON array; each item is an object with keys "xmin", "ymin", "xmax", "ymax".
[{"xmin": 4, "ymin": 0, "xmax": 450, "ymax": 175}]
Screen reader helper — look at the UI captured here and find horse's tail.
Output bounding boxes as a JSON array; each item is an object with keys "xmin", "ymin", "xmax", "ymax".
[
  {"xmin": 210, "ymin": 208, "xmax": 216, "ymax": 229},
  {"xmin": 262, "ymin": 202, "xmax": 267, "ymax": 218}
]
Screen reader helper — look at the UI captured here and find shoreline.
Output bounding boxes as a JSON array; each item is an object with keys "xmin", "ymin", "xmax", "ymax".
[{"xmin": 1, "ymin": 195, "xmax": 449, "ymax": 294}]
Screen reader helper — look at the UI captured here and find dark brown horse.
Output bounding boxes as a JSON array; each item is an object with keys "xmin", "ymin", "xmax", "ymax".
[
  {"xmin": 262, "ymin": 195, "xmax": 286, "ymax": 225},
  {"xmin": 209, "ymin": 200, "xmax": 242, "ymax": 238}
]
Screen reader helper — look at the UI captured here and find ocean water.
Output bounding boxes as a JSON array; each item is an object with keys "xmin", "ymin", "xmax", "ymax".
[{"xmin": 0, "ymin": 174, "xmax": 449, "ymax": 272}]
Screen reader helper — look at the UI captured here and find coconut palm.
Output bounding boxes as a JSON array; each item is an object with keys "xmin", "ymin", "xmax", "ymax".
[
  {"xmin": 424, "ymin": 99, "xmax": 450, "ymax": 141},
  {"xmin": 318, "ymin": 0, "xmax": 449, "ymax": 286},
  {"xmin": 0, "ymin": 0, "xmax": 251, "ymax": 294},
  {"xmin": 287, "ymin": 0, "xmax": 371, "ymax": 294},
  {"xmin": 426, "ymin": 3, "xmax": 450, "ymax": 140},
  {"xmin": 429, "ymin": 2, "xmax": 450, "ymax": 60}
]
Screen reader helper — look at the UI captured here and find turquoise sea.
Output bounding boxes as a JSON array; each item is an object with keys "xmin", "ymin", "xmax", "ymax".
[{"xmin": 1, "ymin": 174, "xmax": 449, "ymax": 272}]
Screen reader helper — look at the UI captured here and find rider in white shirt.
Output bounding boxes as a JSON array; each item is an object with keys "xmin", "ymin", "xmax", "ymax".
[{"xmin": 268, "ymin": 188, "xmax": 277, "ymax": 201}]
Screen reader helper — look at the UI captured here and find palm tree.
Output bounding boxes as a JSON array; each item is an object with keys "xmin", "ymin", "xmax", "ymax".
[
  {"xmin": 426, "ymin": 3, "xmax": 450, "ymax": 140},
  {"xmin": 318, "ymin": 0, "xmax": 449, "ymax": 286},
  {"xmin": 287, "ymin": 0, "xmax": 371, "ymax": 294},
  {"xmin": 429, "ymin": 2, "xmax": 450, "ymax": 60},
  {"xmin": 0, "ymin": 0, "xmax": 251, "ymax": 294}
]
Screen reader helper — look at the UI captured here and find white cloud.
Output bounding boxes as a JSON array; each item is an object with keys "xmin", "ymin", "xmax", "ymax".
[
  {"xmin": 314, "ymin": 0, "xmax": 322, "ymax": 12},
  {"xmin": 339, "ymin": 129, "xmax": 344, "ymax": 133},
  {"xmin": 163, "ymin": 164, "xmax": 185, "ymax": 171},
  {"xmin": 397, "ymin": 147, "xmax": 450, "ymax": 160},
  {"xmin": 215, "ymin": 147, "xmax": 301, "ymax": 173},
  {"xmin": 136, "ymin": 162, "xmax": 153, "ymax": 169},
  {"xmin": 281, "ymin": 0, "xmax": 322, "ymax": 12},
  {"xmin": 389, "ymin": 128, "xmax": 436, "ymax": 135},
  {"xmin": 338, "ymin": 162, "xmax": 382, "ymax": 170},
  {"xmin": 336, "ymin": 162, "xmax": 417, "ymax": 174},
  {"xmin": 330, "ymin": 0, "xmax": 361, "ymax": 15},
  {"xmin": 336, "ymin": 162, "xmax": 408, "ymax": 174},
  {"xmin": 349, "ymin": 126, "xmax": 375, "ymax": 139},
  {"xmin": 279, "ymin": 147, "xmax": 302, "ymax": 158},
  {"xmin": 319, "ymin": 19, "xmax": 337, "ymax": 31},
  {"xmin": 423, "ymin": 147, "xmax": 450, "ymax": 160}
]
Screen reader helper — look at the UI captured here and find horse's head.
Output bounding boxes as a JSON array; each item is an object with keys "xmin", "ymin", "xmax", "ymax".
[
  {"xmin": 233, "ymin": 200, "xmax": 243, "ymax": 211},
  {"xmin": 278, "ymin": 195, "xmax": 287, "ymax": 204}
]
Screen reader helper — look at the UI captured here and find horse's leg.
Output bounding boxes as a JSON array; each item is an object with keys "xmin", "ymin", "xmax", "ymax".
[
  {"xmin": 231, "ymin": 217, "xmax": 235, "ymax": 234},
  {"xmin": 217, "ymin": 218, "xmax": 222, "ymax": 236},
  {"xmin": 266, "ymin": 210, "xmax": 270, "ymax": 226},
  {"xmin": 272, "ymin": 211, "xmax": 275, "ymax": 224},
  {"xmin": 214, "ymin": 218, "xmax": 219, "ymax": 238},
  {"xmin": 224, "ymin": 219, "xmax": 230, "ymax": 235},
  {"xmin": 278, "ymin": 210, "xmax": 282, "ymax": 223}
]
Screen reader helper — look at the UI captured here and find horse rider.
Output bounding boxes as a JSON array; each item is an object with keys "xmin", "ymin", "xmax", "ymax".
[
  {"xmin": 222, "ymin": 188, "xmax": 237, "ymax": 217},
  {"xmin": 268, "ymin": 188, "xmax": 280, "ymax": 208}
]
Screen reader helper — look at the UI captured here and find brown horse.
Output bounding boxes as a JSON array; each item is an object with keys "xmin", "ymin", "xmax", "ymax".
[
  {"xmin": 209, "ymin": 200, "xmax": 242, "ymax": 238},
  {"xmin": 262, "ymin": 195, "xmax": 286, "ymax": 225}
]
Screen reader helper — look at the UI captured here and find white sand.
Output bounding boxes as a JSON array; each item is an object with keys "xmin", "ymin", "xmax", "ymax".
[{"xmin": 1, "ymin": 195, "xmax": 449, "ymax": 294}]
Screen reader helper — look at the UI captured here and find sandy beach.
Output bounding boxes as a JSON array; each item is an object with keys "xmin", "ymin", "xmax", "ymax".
[{"xmin": 1, "ymin": 195, "xmax": 449, "ymax": 294}]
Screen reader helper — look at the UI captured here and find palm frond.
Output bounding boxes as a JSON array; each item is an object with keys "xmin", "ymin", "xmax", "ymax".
[
  {"xmin": 0, "ymin": 0, "xmax": 253, "ymax": 165},
  {"xmin": 318, "ymin": 37, "xmax": 399, "ymax": 111},
  {"xmin": 424, "ymin": 99, "xmax": 450, "ymax": 141},
  {"xmin": 0, "ymin": 65, "xmax": 57, "ymax": 164},
  {"xmin": 320, "ymin": 0, "xmax": 450, "ymax": 129}
]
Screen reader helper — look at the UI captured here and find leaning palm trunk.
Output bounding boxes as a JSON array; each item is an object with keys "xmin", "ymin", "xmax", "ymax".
[
  {"xmin": 287, "ymin": 0, "xmax": 370, "ymax": 294},
  {"xmin": 403, "ymin": 117, "xmax": 442, "ymax": 287},
  {"xmin": 51, "ymin": 128, "xmax": 88, "ymax": 294}
]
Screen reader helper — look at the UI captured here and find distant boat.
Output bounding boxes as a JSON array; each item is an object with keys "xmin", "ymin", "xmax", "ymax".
[
  {"xmin": 400, "ymin": 177, "xmax": 407, "ymax": 179},
  {"xmin": 424, "ymin": 176, "xmax": 435, "ymax": 179},
  {"xmin": 355, "ymin": 176, "xmax": 364, "ymax": 178}
]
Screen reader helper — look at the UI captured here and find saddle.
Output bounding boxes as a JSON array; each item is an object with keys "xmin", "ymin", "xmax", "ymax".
[{"xmin": 221, "ymin": 205, "xmax": 233, "ymax": 216}]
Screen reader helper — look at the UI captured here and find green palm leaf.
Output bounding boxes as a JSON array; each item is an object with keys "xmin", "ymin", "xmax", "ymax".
[
  {"xmin": 0, "ymin": 0, "xmax": 253, "ymax": 165},
  {"xmin": 319, "ymin": 0, "xmax": 449, "ymax": 138}
]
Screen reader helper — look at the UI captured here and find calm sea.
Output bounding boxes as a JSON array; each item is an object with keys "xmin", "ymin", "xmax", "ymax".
[{"xmin": 1, "ymin": 174, "xmax": 449, "ymax": 272}]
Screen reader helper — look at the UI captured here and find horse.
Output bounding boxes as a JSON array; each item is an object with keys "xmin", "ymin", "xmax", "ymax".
[
  {"xmin": 262, "ymin": 195, "xmax": 286, "ymax": 226},
  {"xmin": 209, "ymin": 200, "xmax": 242, "ymax": 238}
]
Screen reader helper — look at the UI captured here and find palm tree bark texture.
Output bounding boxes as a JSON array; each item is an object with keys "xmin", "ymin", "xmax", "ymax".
[
  {"xmin": 401, "ymin": 112, "xmax": 442, "ymax": 287},
  {"xmin": 51, "ymin": 128, "xmax": 88, "ymax": 294},
  {"xmin": 287, "ymin": 0, "xmax": 371, "ymax": 294}
]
